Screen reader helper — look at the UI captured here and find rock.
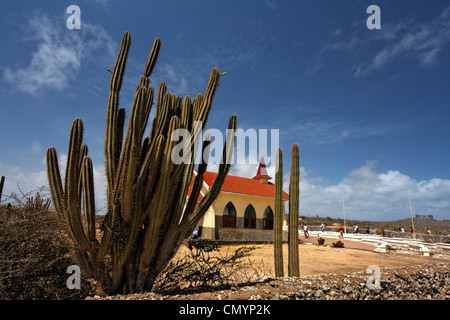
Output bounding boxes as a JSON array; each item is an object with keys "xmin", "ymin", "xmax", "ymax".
[
  {"xmin": 249, "ymin": 294, "xmax": 264, "ymax": 300},
  {"xmin": 343, "ymin": 285, "xmax": 352, "ymax": 293},
  {"xmin": 314, "ymin": 289, "xmax": 323, "ymax": 299},
  {"xmin": 321, "ymin": 284, "xmax": 331, "ymax": 292}
]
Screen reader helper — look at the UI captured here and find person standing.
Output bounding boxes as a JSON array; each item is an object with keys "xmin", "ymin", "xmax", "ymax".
[
  {"xmin": 303, "ymin": 223, "xmax": 309, "ymax": 238},
  {"xmin": 339, "ymin": 225, "xmax": 344, "ymax": 239},
  {"xmin": 366, "ymin": 225, "xmax": 370, "ymax": 234}
]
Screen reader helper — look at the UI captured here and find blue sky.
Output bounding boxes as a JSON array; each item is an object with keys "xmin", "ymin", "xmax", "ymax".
[{"xmin": 1, "ymin": 0, "xmax": 449, "ymax": 221}]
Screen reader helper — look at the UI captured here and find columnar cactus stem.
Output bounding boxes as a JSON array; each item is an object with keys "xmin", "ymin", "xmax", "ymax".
[
  {"xmin": 46, "ymin": 31, "xmax": 236, "ymax": 295},
  {"xmin": 274, "ymin": 148, "xmax": 284, "ymax": 278},
  {"xmin": 288, "ymin": 143, "xmax": 300, "ymax": 277}
]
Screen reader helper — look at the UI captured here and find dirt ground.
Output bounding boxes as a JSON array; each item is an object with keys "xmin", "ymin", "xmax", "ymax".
[
  {"xmin": 189, "ymin": 235, "xmax": 449, "ymax": 277},
  {"xmin": 89, "ymin": 235, "xmax": 450, "ymax": 300}
]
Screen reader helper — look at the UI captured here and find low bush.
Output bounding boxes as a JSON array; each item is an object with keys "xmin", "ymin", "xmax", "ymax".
[{"xmin": 0, "ymin": 205, "xmax": 98, "ymax": 299}]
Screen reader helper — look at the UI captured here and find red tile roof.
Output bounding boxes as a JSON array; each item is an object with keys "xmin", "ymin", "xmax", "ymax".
[{"xmin": 189, "ymin": 170, "xmax": 289, "ymax": 201}]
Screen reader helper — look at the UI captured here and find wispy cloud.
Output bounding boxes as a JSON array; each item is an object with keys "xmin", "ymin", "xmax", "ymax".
[
  {"xmin": 354, "ymin": 7, "xmax": 450, "ymax": 77},
  {"xmin": 280, "ymin": 118, "xmax": 411, "ymax": 147},
  {"xmin": 150, "ymin": 28, "xmax": 272, "ymax": 96},
  {"xmin": 3, "ymin": 14, "xmax": 115, "ymax": 96},
  {"xmin": 316, "ymin": 6, "xmax": 450, "ymax": 77},
  {"xmin": 265, "ymin": 0, "xmax": 279, "ymax": 11}
]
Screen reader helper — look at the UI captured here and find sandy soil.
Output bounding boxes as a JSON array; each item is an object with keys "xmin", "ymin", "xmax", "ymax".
[
  {"xmin": 199, "ymin": 236, "xmax": 449, "ymax": 277},
  {"xmin": 88, "ymin": 236, "xmax": 450, "ymax": 300}
]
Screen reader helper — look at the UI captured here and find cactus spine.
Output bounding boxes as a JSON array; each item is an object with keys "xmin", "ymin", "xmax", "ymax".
[
  {"xmin": 274, "ymin": 148, "xmax": 284, "ymax": 277},
  {"xmin": 46, "ymin": 32, "xmax": 237, "ymax": 294},
  {"xmin": 288, "ymin": 143, "xmax": 300, "ymax": 277}
]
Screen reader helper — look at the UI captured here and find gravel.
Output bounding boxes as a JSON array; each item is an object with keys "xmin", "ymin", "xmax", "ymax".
[{"xmin": 86, "ymin": 262, "xmax": 449, "ymax": 300}]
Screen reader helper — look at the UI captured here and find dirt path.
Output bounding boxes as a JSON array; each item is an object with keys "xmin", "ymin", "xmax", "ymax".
[{"xmin": 213, "ymin": 237, "xmax": 448, "ymax": 277}]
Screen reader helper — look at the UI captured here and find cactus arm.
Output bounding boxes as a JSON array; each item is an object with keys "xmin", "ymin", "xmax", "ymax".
[
  {"xmin": 118, "ymin": 86, "xmax": 147, "ymax": 221},
  {"xmin": 288, "ymin": 143, "xmax": 300, "ymax": 277},
  {"xmin": 144, "ymin": 37, "xmax": 161, "ymax": 77},
  {"xmin": 105, "ymin": 31, "xmax": 131, "ymax": 192},
  {"xmin": 140, "ymin": 87, "xmax": 154, "ymax": 138},
  {"xmin": 197, "ymin": 68, "xmax": 220, "ymax": 130},
  {"xmin": 180, "ymin": 95, "xmax": 192, "ymax": 130},
  {"xmin": 118, "ymin": 95, "xmax": 161, "ymax": 267},
  {"xmin": 81, "ymin": 156, "xmax": 97, "ymax": 244},
  {"xmin": 274, "ymin": 148, "xmax": 284, "ymax": 277},
  {"xmin": 179, "ymin": 115, "xmax": 237, "ymax": 231},
  {"xmin": 135, "ymin": 117, "xmax": 180, "ymax": 290},
  {"xmin": 46, "ymin": 148, "xmax": 65, "ymax": 218},
  {"xmin": 63, "ymin": 119, "xmax": 92, "ymax": 252},
  {"xmin": 153, "ymin": 82, "xmax": 167, "ymax": 130},
  {"xmin": 140, "ymin": 135, "xmax": 165, "ymax": 214},
  {"xmin": 182, "ymin": 131, "xmax": 212, "ymax": 221},
  {"xmin": 114, "ymin": 108, "xmax": 126, "ymax": 170}
]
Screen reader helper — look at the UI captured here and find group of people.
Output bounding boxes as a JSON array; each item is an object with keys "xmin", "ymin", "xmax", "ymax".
[
  {"xmin": 400, "ymin": 226, "xmax": 415, "ymax": 234},
  {"xmin": 340, "ymin": 224, "xmax": 371, "ymax": 238},
  {"xmin": 351, "ymin": 225, "xmax": 371, "ymax": 234},
  {"xmin": 286, "ymin": 222, "xmax": 448, "ymax": 239}
]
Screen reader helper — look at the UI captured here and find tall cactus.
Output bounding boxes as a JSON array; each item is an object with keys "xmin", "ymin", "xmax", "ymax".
[
  {"xmin": 46, "ymin": 31, "xmax": 237, "ymax": 294},
  {"xmin": 274, "ymin": 148, "xmax": 284, "ymax": 277},
  {"xmin": 0, "ymin": 176, "xmax": 4, "ymax": 203},
  {"xmin": 288, "ymin": 143, "xmax": 300, "ymax": 277}
]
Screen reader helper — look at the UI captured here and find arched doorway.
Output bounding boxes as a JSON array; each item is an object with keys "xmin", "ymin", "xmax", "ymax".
[
  {"xmin": 263, "ymin": 206, "xmax": 274, "ymax": 230},
  {"xmin": 244, "ymin": 204, "xmax": 256, "ymax": 229},
  {"xmin": 222, "ymin": 202, "xmax": 236, "ymax": 228}
]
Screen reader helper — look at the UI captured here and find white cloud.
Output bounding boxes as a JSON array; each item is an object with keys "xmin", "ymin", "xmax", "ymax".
[
  {"xmin": 0, "ymin": 154, "xmax": 107, "ymax": 215},
  {"xmin": 299, "ymin": 161, "xmax": 450, "ymax": 221},
  {"xmin": 2, "ymin": 157, "xmax": 449, "ymax": 220},
  {"xmin": 227, "ymin": 158, "xmax": 450, "ymax": 221},
  {"xmin": 3, "ymin": 14, "xmax": 115, "ymax": 96}
]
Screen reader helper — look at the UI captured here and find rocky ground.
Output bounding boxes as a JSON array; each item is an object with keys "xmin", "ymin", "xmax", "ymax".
[
  {"xmin": 86, "ymin": 263, "xmax": 449, "ymax": 300},
  {"xmin": 86, "ymin": 239, "xmax": 450, "ymax": 300}
]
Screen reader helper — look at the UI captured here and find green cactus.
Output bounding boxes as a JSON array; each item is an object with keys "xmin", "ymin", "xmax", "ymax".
[
  {"xmin": 0, "ymin": 176, "xmax": 4, "ymax": 203},
  {"xmin": 288, "ymin": 143, "xmax": 300, "ymax": 277},
  {"xmin": 46, "ymin": 32, "xmax": 237, "ymax": 294},
  {"xmin": 274, "ymin": 148, "xmax": 284, "ymax": 277}
]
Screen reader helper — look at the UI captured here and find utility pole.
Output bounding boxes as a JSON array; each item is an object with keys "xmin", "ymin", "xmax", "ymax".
[
  {"xmin": 409, "ymin": 196, "xmax": 416, "ymax": 239},
  {"xmin": 342, "ymin": 198, "xmax": 346, "ymax": 234}
]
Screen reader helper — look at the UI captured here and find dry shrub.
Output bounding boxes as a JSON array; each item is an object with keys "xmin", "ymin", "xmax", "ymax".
[
  {"xmin": 153, "ymin": 240, "xmax": 273, "ymax": 294},
  {"xmin": 0, "ymin": 205, "xmax": 98, "ymax": 299}
]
